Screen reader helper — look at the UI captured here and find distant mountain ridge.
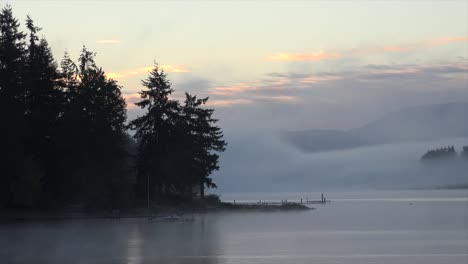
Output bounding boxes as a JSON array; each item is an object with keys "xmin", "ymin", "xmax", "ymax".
[{"xmin": 283, "ymin": 102, "xmax": 468, "ymax": 152}]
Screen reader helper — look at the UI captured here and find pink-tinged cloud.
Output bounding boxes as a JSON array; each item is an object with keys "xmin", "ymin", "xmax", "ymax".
[
  {"xmin": 209, "ymin": 79, "xmax": 290, "ymax": 96},
  {"xmin": 267, "ymin": 36, "xmax": 467, "ymax": 63},
  {"xmin": 378, "ymin": 68, "xmax": 420, "ymax": 75},
  {"xmin": 301, "ymin": 75, "xmax": 344, "ymax": 84},
  {"xmin": 211, "ymin": 83, "xmax": 253, "ymax": 95},
  {"xmin": 96, "ymin": 40, "xmax": 121, "ymax": 44},
  {"xmin": 123, "ymin": 93, "xmax": 141, "ymax": 109},
  {"xmin": 267, "ymin": 95, "xmax": 298, "ymax": 102},
  {"xmin": 429, "ymin": 36, "xmax": 468, "ymax": 46},
  {"xmin": 361, "ymin": 36, "xmax": 468, "ymax": 55},
  {"xmin": 381, "ymin": 45, "xmax": 410, "ymax": 52},
  {"xmin": 266, "ymin": 51, "xmax": 340, "ymax": 62},
  {"xmin": 206, "ymin": 99, "xmax": 253, "ymax": 107}
]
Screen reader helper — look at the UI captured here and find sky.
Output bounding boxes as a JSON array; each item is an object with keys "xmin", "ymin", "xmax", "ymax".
[
  {"xmin": 8, "ymin": 0, "xmax": 468, "ymax": 132},
  {"xmin": 6, "ymin": 0, "xmax": 468, "ymax": 191}
]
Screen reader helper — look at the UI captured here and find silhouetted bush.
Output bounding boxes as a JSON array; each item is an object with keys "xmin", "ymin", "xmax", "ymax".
[{"xmin": 205, "ymin": 194, "xmax": 221, "ymax": 204}]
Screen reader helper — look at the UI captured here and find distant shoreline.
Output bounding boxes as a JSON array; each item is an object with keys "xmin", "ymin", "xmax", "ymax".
[{"xmin": 409, "ymin": 184, "xmax": 468, "ymax": 190}]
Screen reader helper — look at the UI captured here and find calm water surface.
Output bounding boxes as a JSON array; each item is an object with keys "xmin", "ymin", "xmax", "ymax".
[{"xmin": 1, "ymin": 190, "xmax": 467, "ymax": 264}]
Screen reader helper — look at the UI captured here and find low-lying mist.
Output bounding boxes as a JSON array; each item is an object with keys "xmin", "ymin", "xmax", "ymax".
[{"xmin": 214, "ymin": 132, "xmax": 468, "ymax": 193}]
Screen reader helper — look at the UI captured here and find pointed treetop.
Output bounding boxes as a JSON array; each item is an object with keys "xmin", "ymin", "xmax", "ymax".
[
  {"xmin": 26, "ymin": 15, "xmax": 41, "ymax": 42},
  {"xmin": 78, "ymin": 46, "xmax": 97, "ymax": 73},
  {"xmin": 0, "ymin": 4, "xmax": 26, "ymax": 43}
]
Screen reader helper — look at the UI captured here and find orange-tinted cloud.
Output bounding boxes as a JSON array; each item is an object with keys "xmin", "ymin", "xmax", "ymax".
[
  {"xmin": 96, "ymin": 40, "xmax": 121, "ymax": 44},
  {"xmin": 105, "ymin": 65, "xmax": 190, "ymax": 80},
  {"xmin": 266, "ymin": 51, "xmax": 340, "ymax": 62},
  {"xmin": 105, "ymin": 72, "xmax": 126, "ymax": 79}
]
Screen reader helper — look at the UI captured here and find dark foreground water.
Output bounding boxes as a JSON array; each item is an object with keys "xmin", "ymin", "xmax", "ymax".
[{"xmin": 1, "ymin": 190, "xmax": 467, "ymax": 264}]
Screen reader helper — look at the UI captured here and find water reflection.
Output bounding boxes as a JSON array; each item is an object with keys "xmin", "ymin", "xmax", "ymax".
[
  {"xmin": 122, "ymin": 215, "xmax": 220, "ymax": 264},
  {"xmin": 126, "ymin": 226, "xmax": 142, "ymax": 264},
  {"xmin": 0, "ymin": 190, "xmax": 467, "ymax": 264}
]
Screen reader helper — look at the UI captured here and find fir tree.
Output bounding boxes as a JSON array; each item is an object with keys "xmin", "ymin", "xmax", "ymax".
[
  {"xmin": 129, "ymin": 63, "xmax": 180, "ymax": 200},
  {"xmin": 181, "ymin": 93, "xmax": 226, "ymax": 198},
  {"xmin": 0, "ymin": 5, "xmax": 27, "ymax": 206}
]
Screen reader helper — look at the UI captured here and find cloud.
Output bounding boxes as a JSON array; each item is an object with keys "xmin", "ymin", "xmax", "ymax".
[
  {"xmin": 206, "ymin": 99, "xmax": 253, "ymax": 107},
  {"xmin": 204, "ymin": 72, "xmax": 345, "ymax": 107},
  {"xmin": 381, "ymin": 45, "xmax": 409, "ymax": 52},
  {"xmin": 262, "ymin": 95, "xmax": 299, "ymax": 103},
  {"xmin": 357, "ymin": 63, "xmax": 468, "ymax": 81},
  {"xmin": 123, "ymin": 93, "xmax": 141, "ymax": 109},
  {"xmin": 208, "ymin": 62, "xmax": 467, "ymax": 112},
  {"xmin": 124, "ymin": 59, "xmax": 467, "ymax": 134},
  {"xmin": 266, "ymin": 51, "xmax": 340, "ymax": 62},
  {"xmin": 267, "ymin": 36, "xmax": 468, "ymax": 64},
  {"xmin": 105, "ymin": 65, "xmax": 190, "ymax": 80},
  {"xmin": 96, "ymin": 40, "xmax": 121, "ymax": 44},
  {"xmin": 210, "ymin": 83, "xmax": 253, "ymax": 95},
  {"xmin": 357, "ymin": 36, "xmax": 468, "ymax": 56},
  {"xmin": 209, "ymin": 78, "xmax": 294, "ymax": 97},
  {"xmin": 301, "ymin": 75, "xmax": 344, "ymax": 84},
  {"xmin": 428, "ymin": 36, "xmax": 468, "ymax": 46},
  {"xmin": 105, "ymin": 72, "xmax": 126, "ymax": 79},
  {"xmin": 158, "ymin": 65, "xmax": 190, "ymax": 73}
]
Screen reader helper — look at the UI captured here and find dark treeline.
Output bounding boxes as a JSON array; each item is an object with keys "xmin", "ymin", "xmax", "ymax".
[
  {"xmin": 0, "ymin": 6, "xmax": 226, "ymax": 209},
  {"xmin": 421, "ymin": 145, "xmax": 466, "ymax": 160}
]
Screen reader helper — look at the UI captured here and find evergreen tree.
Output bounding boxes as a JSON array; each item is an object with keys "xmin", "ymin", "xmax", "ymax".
[
  {"xmin": 24, "ymin": 16, "xmax": 60, "ymax": 149},
  {"xmin": 181, "ymin": 93, "xmax": 226, "ymax": 198},
  {"xmin": 39, "ymin": 51, "xmax": 79, "ymax": 202},
  {"xmin": 0, "ymin": 5, "xmax": 228, "ymax": 208},
  {"xmin": 129, "ymin": 64, "xmax": 227, "ymax": 201},
  {"xmin": 128, "ymin": 63, "xmax": 180, "ymax": 200},
  {"xmin": 52, "ymin": 47, "xmax": 130, "ymax": 208},
  {"xmin": 0, "ymin": 5, "xmax": 27, "ymax": 207},
  {"xmin": 22, "ymin": 16, "xmax": 62, "ymax": 206}
]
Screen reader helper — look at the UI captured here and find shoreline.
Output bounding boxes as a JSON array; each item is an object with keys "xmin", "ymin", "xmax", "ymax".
[{"xmin": 0, "ymin": 202, "xmax": 311, "ymax": 222}]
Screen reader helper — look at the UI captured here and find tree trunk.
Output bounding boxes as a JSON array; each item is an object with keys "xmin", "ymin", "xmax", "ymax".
[{"xmin": 199, "ymin": 183, "xmax": 204, "ymax": 199}]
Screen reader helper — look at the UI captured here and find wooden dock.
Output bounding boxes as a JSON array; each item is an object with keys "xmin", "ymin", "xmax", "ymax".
[
  {"xmin": 230, "ymin": 199, "xmax": 331, "ymax": 206},
  {"xmin": 305, "ymin": 200, "xmax": 331, "ymax": 204}
]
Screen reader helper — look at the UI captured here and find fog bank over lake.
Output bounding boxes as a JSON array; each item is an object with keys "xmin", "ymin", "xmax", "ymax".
[{"xmin": 214, "ymin": 135, "xmax": 468, "ymax": 192}]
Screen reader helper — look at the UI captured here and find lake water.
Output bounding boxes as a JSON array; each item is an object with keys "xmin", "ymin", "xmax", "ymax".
[{"xmin": 1, "ymin": 189, "xmax": 467, "ymax": 264}]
